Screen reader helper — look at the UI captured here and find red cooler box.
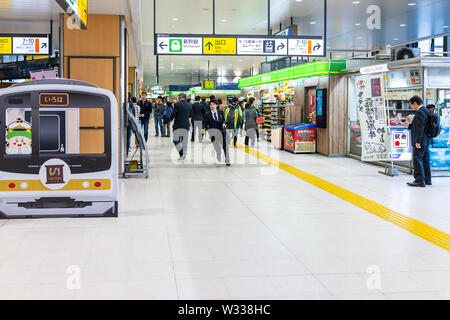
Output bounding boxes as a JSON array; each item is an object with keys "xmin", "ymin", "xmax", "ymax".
[{"xmin": 283, "ymin": 123, "xmax": 316, "ymax": 153}]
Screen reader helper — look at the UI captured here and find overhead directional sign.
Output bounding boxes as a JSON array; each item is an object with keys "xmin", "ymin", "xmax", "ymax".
[
  {"xmin": 155, "ymin": 34, "xmax": 325, "ymax": 57},
  {"xmin": 0, "ymin": 37, "xmax": 12, "ymax": 54},
  {"xmin": 0, "ymin": 34, "xmax": 50, "ymax": 55},
  {"xmin": 288, "ymin": 38, "xmax": 324, "ymax": 56},
  {"xmin": 13, "ymin": 36, "xmax": 49, "ymax": 55},
  {"xmin": 157, "ymin": 36, "xmax": 202, "ymax": 55},
  {"xmin": 237, "ymin": 38, "xmax": 287, "ymax": 56},
  {"xmin": 203, "ymin": 37, "xmax": 236, "ymax": 55}
]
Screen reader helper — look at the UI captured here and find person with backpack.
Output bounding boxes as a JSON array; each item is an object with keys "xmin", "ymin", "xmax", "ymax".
[
  {"xmin": 224, "ymin": 97, "xmax": 243, "ymax": 148},
  {"xmin": 407, "ymin": 96, "xmax": 433, "ymax": 187},
  {"xmin": 162, "ymin": 101, "xmax": 174, "ymax": 137},
  {"xmin": 138, "ymin": 92, "xmax": 152, "ymax": 141},
  {"xmin": 244, "ymin": 97, "xmax": 258, "ymax": 147},
  {"xmin": 426, "ymin": 104, "xmax": 441, "ymax": 146}
]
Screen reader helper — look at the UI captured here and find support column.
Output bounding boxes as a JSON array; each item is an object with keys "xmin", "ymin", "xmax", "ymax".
[{"xmin": 63, "ymin": 14, "xmax": 125, "ymax": 174}]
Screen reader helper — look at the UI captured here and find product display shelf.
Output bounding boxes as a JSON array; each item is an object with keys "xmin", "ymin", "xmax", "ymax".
[{"xmin": 262, "ymin": 100, "xmax": 276, "ymax": 142}]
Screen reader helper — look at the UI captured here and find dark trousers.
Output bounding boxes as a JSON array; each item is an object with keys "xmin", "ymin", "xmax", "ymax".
[
  {"xmin": 191, "ymin": 120, "xmax": 203, "ymax": 142},
  {"xmin": 140, "ymin": 118, "xmax": 150, "ymax": 141},
  {"xmin": 245, "ymin": 129, "xmax": 256, "ymax": 146},
  {"xmin": 413, "ymin": 144, "xmax": 431, "ymax": 184},
  {"xmin": 162, "ymin": 122, "xmax": 171, "ymax": 137},
  {"xmin": 210, "ymin": 129, "xmax": 228, "ymax": 163},
  {"xmin": 126, "ymin": 125, "xmax": 133, "ymax": 155},
  {"xmin": 173, "ymin": 128, "xmax": 189, "ymax": 157}
]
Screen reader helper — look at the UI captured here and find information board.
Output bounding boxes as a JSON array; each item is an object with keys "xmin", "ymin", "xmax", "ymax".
[{"xmin": 155, "ymin": 34, "xmax": 325, "ymax": 57}]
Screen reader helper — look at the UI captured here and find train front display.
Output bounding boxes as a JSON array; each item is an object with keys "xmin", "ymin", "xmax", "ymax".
[{"xmin": 0, "ymin": 79, "xmax": 118, "ymax": 218}]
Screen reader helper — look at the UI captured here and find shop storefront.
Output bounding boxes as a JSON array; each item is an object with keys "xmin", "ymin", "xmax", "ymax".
[
  {"xmin": 239, "ymin": 60, "xmax": 348, "ymax": 156},
  {"xmin": 347, "ymin": 57, "xmax": 450, "ymax": 173}
]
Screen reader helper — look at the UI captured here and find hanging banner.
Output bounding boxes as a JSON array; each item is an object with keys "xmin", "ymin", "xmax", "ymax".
[{"xmin": 355, "ymin": 75, "xmax": 389, "ymax": 161}]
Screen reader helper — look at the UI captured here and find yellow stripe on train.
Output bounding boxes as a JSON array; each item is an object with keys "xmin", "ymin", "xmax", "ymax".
[{"xmin": 0, "ymin": 179, "xmax": 111, "ymax": 191}]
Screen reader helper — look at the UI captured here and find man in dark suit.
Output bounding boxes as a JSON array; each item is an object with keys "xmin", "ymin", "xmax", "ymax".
[
  {"xmin": 408, "ymin": 95, "xmax": 432, "ymax": 187},
  {"xmin": 138, "ymin": 92, "xmax": 152, "ymax": 141},
  {"xmin": 170, "ymin": 93, "xmax": 192, "ymax": 160},
  {"xmin": 204, "ymin": 100, "xmax": 230, "ymax": 166},
  {"xmin": 191, "ymin": 96, "xmax": 205, "ymax": 143}
]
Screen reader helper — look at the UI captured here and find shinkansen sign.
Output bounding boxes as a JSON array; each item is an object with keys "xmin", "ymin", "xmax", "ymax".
[{"xmin": 155, "ymin": 34, "xmax": 325, "ymax": 57}]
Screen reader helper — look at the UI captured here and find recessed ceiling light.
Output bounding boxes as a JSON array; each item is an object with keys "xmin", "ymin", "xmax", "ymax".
[
  {"xmin": 400, "ymin": 24, "xmax": 406, "ymax": 27},
  {"xmin": 310, "ymin": 21, "xmax": 317, "ymax": 25},
  {"xmin": 408, "ymin": 2, "xmax": 416, "ymax": 6},
  {"xmin": 394, "ymin": 38, "xmax": 399, "ymax": 41},
  {"xmin": 295, "ymin": 0, "xmax": 303, "ymax": 2},
  {"xmin": 352, "ymin": 1, "xmax": 360, "ymax": 4},
  {"xmin": 355, "ymin": 23, "xmax": 361, "ymax": 26},
  {"xmin": 172, "ymin": 17, "xmax": 179, "ymax": 21},
  {"xmin": 221, "ymin": 19, "xmax": 227, "ymax": 22},
  {"xmin": 443, "ymin": 25, "xmax": 449, "ymax": 28}
]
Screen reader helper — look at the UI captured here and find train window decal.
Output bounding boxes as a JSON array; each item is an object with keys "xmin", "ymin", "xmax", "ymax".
[{"xmin": 5, "ymin": 117, "xmax": 32, "ymax": 155}]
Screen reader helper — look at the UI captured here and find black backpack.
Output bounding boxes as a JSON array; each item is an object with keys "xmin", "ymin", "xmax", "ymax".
[{"xmin": 427, "ymin": 112, "xmax": 441, "ymax": 138}]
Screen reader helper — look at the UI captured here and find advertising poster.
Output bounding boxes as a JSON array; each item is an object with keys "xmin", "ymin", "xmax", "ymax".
[
  {"xmin": 355, "ymin": 75, "xmax": 389, "ymax": 161},
  {"xmin": 389, "ymin": 127, "xmax": 412, "ymax": 161}
]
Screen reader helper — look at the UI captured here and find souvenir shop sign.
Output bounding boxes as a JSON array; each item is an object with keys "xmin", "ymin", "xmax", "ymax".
[
  {"xmin": 355, "ymin": 75, "xmax": 389, "ymax": 161},
  {"xmin": 155, "ymin": 34, "xmax": 325, "ymax": 57}
]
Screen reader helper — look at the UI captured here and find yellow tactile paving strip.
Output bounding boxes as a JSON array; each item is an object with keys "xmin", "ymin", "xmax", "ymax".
[{"xmin": 237, "ymin": 144, "xmax": 450, "ymax": 252}]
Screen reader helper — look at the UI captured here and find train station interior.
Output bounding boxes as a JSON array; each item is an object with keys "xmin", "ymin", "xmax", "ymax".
[{"xmin": 0, "ymin": 0, "xmax": 449, "ymax": 301}]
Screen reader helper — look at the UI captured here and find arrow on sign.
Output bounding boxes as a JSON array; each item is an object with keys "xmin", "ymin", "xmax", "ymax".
[
  {"xmin": 206, "ymin": 41, "xmax": 213, "ymax": 50},
  {"xmin": 41, "ymin": 43, "xmax": 47, "ymax": 49},
  {"xmin": 313, "ymin": 43, "xmax": 321, "ymax": 51},
  {"xmin": 159, "ymin": 42, "xmax": 168, "ymax": 50},
  {"xmin": 277, "ymin": 43, "xmax": 285, "ymax": 51}
]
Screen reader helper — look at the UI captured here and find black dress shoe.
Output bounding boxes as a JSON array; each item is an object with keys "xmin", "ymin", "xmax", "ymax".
[{"xmin": 407, "ymin": 182, "xmax": 426, "ymax": 187}]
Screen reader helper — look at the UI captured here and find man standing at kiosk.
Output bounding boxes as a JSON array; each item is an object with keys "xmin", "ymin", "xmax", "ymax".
[{"xmin": 407, "ymin": 96, "xmax": 432, "ymax": 187}]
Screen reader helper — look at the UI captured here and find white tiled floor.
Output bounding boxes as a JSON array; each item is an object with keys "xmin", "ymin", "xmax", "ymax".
[{"xmin": 0, "ymin": 128, "xmax": 449, "ymax": 300}]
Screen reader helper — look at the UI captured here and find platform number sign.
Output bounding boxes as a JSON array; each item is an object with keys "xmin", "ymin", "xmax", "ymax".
[{"xmin": 202, "ymin": 80, "xmax": 216, "ymax": 90}]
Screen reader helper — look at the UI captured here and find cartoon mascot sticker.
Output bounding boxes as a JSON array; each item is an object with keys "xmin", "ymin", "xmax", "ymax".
[{"xmin": 5, "ymin": 118, "xmax": 32, "ymax": 155}]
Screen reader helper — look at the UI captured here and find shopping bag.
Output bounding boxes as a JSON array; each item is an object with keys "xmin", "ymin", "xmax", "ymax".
[{"xmin": 256, "ymin": 117, "xmax": 265, "ymax": 124}]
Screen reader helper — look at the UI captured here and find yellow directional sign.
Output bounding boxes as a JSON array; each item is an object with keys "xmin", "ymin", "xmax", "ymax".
[
  {"xmin": 203, "ymin": 37, "xmax": 236, "ymax": 55},
  {"xmin": 0, "ymin": 37, "xmax": 12, "ymax": 54}
]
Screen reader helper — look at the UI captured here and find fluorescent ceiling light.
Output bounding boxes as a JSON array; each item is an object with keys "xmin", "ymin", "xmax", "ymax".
[
  {"xmin": 310, "ymin": 21, "xmax": 317, "ymax": 25},
  {"xmin": 221, "ymin": 19, "xmax": 227, "ymax": 22},
  {"xmin": 355, "ymin": 23, "xmax": 361, "ymax": 26},
  {"xmin": 352, "ymin": 1, "xmax": 360, "ymax": 4},
  {"xmin": 172, "ymin": 18, "xmax": 179, "ymax": 21},
  {"xmin": 443, "ymin": 25, "xmax": 449, "ymax": 28},
  {"xmin": 400, "ymin": 24, "xmax": 406, "ymax": 27},
  {"xmin": 408, "ymin": 2, "xmax": 416, "ymax": 6},
  {"xmin": 295, "ymin": 0, "xmax": 303, "ymax": 2}
]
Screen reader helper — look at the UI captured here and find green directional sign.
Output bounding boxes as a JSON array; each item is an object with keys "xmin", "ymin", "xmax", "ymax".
[{"xmin": 169, "ymin": 39, "xmax": 182, "ymax": 52}]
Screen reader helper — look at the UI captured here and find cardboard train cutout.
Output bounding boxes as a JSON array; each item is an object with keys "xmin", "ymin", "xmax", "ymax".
[{"xmin": 0, "ymin": 79, "xmax": 118, "ymax": 218}]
